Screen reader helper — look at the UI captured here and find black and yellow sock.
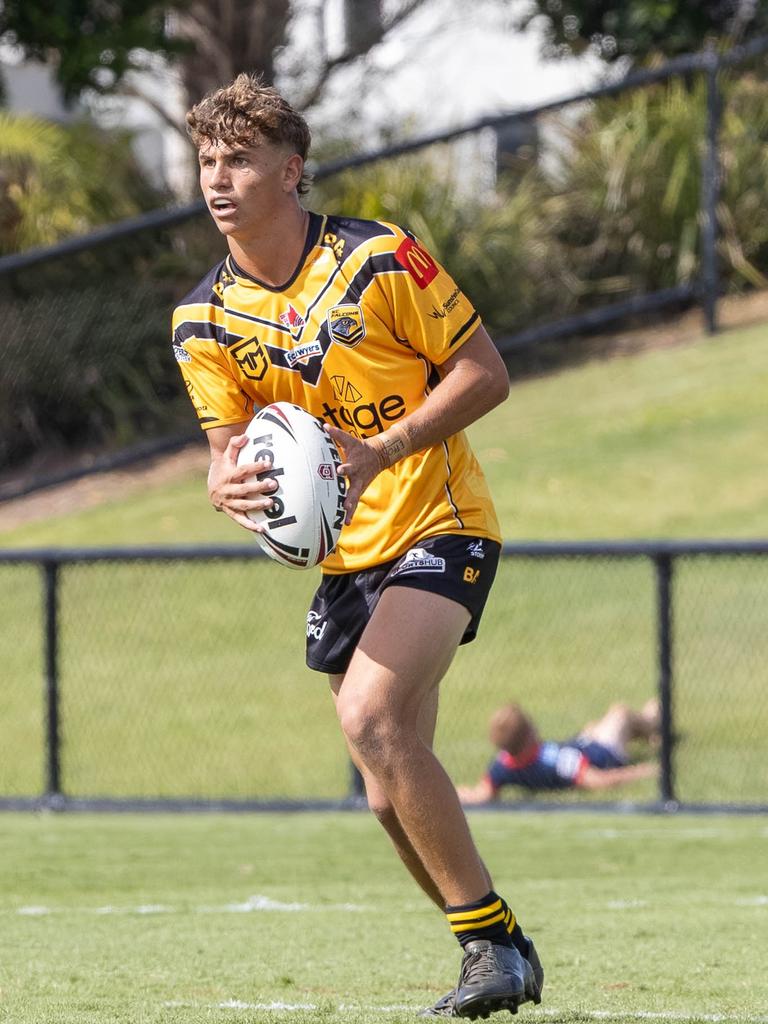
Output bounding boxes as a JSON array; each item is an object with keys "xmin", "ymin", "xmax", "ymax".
[{"xmin": 445, "ymin": 890, "xmax": 526, "ymax": 951}]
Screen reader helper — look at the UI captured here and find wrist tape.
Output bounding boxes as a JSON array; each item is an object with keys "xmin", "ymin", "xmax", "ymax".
[{"xmin": 371, "ymin": 423, "xmax": 412, "ymax": 471}]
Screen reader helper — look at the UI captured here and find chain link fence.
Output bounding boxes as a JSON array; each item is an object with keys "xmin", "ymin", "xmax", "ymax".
[{"xmin": 1, "ymin": 543, "xmax": 766, "ymax": 811}]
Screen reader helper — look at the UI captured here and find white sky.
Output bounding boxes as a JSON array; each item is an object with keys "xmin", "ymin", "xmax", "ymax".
[{"xmin": 306, "ymin": 0, "xmax": 602, "ymax": 141}]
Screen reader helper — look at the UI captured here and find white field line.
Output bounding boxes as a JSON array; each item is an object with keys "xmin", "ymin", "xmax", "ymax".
[
  {"xmin": 11, "ymin": 894, "xmax": 366, "ymax": 916},
  {"xmin": 164, "ymin": 1002, "xmax": 768, "ymax": 1022},
  {"xmin": 475, "ymin": 825, "xmax": 768, "ymax": 843},
  {"xmin": 13, "ymin": 894, "xmax": 768, "ymax": 916}
]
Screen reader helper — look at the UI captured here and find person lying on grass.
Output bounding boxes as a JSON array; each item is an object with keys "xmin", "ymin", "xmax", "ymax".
[{"xmin": 458, "ymin": 699, "xmax": 660, "ymax": 804}]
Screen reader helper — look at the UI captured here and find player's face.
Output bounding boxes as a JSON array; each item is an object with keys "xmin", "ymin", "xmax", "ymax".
[{"xmin": 198, "ymin": 138, "xmax": 298, "ymax": 239}]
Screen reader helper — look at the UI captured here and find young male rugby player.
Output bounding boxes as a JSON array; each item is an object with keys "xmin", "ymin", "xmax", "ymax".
[{"xmin": 172, "ymin": 73, "xmax": 543, "ymax": 1019}]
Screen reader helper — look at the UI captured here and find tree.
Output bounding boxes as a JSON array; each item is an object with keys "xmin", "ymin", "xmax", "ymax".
[
  {"xmin": 1, "ymin": 1, "xmax": 431, "ymax": 117},
  {"xmin": 123, "ymin": 0, "xmax": 430, "ymax": 136},
  {"xmin": 520, "ymin": 0, "xmax": 768, "ymax": 65},
  {"xmin": 0, "ymin": 112, "xmax": 165, "ymax": 253},
  {"xmin": 0, "ymin": 0, "xmax": 186, "ymax": 101}
]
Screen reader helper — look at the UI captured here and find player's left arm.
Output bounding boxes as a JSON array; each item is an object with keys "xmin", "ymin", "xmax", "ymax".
[
  {"xmin": 326, "ymin": 324, "xmax": 509, "ymax": 523},
  {"xmin": 456, "ymin": 775, "xmax": 498, "ymax": 806},
  {"xmin": 576, "ymin": 761, "xmax": 659, "ymax": 790}
]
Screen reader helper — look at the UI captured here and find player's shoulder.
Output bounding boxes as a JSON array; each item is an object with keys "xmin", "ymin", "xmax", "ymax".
[
  {"xmin": 322, "ymin": 214, "xmax": 412, "ymax": 256},
  {"xmin": 173, "ymin": 259, "xmax": 231, "ymax": 318}
]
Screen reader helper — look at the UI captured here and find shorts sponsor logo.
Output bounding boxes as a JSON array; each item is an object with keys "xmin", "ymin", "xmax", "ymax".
[
  {"xmin": 286, "ymin": 339, "xmax": 323, "ymax": 368},
  {"xmin": 463, "ymin": 567, "xmax": 481, "ymax": 584},
  {"xmin": 327, "ymin": 304, "xmax": 366, "ymax": 347},
  {"xmin": 467, "ymin": 540, "xmax": 485, "ymax": 559},
  {"xmin": 394, "ymin": 238, "xmax": 439, "ymax": 289},
  {"xmin": 173, "ymin": 344, "xmax": 191, "ymax": 363},
  {"xmin": 392, "ymin": 548, "xmax": 446, "ymax": 575},
  {"xmin": 306, "ymin": 610, "xmax": 327, "ymax": 642}
]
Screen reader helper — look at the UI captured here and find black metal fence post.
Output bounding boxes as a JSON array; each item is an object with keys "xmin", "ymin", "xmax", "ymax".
[
  {"xmin": 349, "ymin": 763, "xmax": 366, "ymax": 801},
  {"xmin": 42, "ymin": 559, "xmax": 62, "ymax": 803},
  {"xmin": 654, "ymin": 553, "xmax": 676, "ymax": 806},
  {"xmin": 700, "ymin": 46, "xmax": 722, "ymax": 334}
]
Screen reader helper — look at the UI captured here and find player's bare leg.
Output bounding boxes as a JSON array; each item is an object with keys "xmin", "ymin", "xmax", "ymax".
[
  {"xmin": 334, "ymin": 587, "xmax": 486, "ymax": 903},
  {"xmin": 332, "ymin": 586, "xmax": 542, "ymax": 1018},
  {"xmin": 579, "ymin": 699, "xmax": 661, "ymax": 758},
  {"xmin": 330, "ymin": 677, "xmax": 492, "ymax": 909}
]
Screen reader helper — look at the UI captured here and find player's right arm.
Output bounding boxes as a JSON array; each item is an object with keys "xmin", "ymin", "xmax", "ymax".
[{"xmin": 206, "ymin": 423, "xmax": 278, "ymax": 532}]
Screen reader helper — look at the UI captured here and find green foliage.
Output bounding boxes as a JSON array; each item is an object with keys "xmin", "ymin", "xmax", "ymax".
[
  {"xmin": 0, "ymin": 112, "xmax": 166, "ymax": 254},
  {"xmin": 519, "ymin": 0, "xmax": 768, "ymax": 64},
  {"xmin": 0, "ymin": 0, "xmax": 186, "ymax": 100},
  {"xmin": 313, "ymin": 72, "xmax": 768, "ymax": 337},
  {"xmin": 5, "ymin": 68, "xmax": 768, "ymax": 473}
]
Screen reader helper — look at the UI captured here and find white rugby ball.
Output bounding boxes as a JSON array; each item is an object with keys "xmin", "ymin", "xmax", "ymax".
[{"xmin": 237, "ymin": 402, "xmax": 346, "ymax": 570}]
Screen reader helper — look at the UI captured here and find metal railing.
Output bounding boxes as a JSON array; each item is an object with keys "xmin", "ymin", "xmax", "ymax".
[{"xmin": 1, "ymin": 540, "xmax": 766, "ymax": 813}]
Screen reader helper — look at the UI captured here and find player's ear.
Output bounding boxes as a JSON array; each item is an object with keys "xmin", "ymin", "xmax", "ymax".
[{"xmin": 283, "ymin": 153, "xmax": 304, "ymax": 192}]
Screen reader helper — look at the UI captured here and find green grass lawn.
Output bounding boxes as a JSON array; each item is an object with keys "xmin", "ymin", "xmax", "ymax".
[
  {"xmin": 2, "ymin": 319, "xmax": 768, "ymax": 548},
  {"xmin": 0, "ymin": 812, "xmax": 765, "ymax": 1024}
]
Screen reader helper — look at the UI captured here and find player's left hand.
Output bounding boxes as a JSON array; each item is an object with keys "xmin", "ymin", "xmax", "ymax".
[{"xmin": 324, "ymin": 425, "xmax": 382, "ymax": 525}]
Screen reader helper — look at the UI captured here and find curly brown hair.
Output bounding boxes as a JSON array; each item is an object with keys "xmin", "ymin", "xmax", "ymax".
[{"xmin": 186, "ymin": 73, "xmax": 312, "ymax": 196}]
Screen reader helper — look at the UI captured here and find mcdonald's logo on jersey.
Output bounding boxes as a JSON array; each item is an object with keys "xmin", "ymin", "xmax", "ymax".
[{"xmin": 394, "ymin": 237, "xmax": 439, "ymax": 289}]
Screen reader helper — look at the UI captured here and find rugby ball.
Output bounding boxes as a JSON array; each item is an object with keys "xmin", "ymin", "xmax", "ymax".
[{"xmin": 237, "ymin": 402, "xmax": 346, "ymax": 570}]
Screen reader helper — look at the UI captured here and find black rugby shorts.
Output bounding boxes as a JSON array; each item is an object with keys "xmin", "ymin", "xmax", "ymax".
[{"xmin": 305, "ymin": 533, "xmax": 500, "ymax": 675}]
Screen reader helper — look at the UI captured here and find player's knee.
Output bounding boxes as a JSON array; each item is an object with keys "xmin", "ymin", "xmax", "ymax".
[
  {"xmin": 337, "ymin": 697, "xmax": 397, "ymax": 764},
  {"xmin": 604, "ymin": 702, "xmax": 630, "ymax": 724}
]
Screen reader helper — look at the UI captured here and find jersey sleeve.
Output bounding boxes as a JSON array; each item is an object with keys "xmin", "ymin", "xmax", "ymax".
[
  {"xmin": 376, "ymin": 230, "xmax": 481, "ymax": 364},
  {"xmin": 172, "ymin": 304, "xmax": 252, "ymax": 430}
]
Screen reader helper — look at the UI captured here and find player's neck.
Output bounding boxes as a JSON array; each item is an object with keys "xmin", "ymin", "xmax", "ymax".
[{"xmin": 228, "ymin": 204, "xmax": 310, "ymax": 287}]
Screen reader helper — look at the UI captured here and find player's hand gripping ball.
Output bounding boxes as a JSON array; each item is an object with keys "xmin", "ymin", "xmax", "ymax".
[{"xmin": 236, "ymin": 402, "xmax": 347, "ymax": 570}]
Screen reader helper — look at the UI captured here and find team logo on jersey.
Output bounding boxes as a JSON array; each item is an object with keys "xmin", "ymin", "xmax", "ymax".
[
  {"xmin": 327, "ymin": 304, "xmax": 366, "ymax": 347},
  {"xmin": 285, "ymin": 340, "xmax": 323, "ymax": 368},
  {"xmin": 391, "ymin": 548, "xmax": 446, "ymax": 576},
  {"xmin": 279, "ymin": 304, "xmax": 306, "ymax": 337},
  {"xmin": 394, "ymin": 237, "xmax": 439, "ymax": 289},
  {"xmin": 173, "ymin": 344, "xmax": 191, "ymax": 363},
  {"xmin": 231, "ymin": 336, "xmax": 269, "ymax": 381}
]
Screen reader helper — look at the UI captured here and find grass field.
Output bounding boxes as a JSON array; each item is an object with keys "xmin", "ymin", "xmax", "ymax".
[
  {"xmin": 1, "ymin": 319, "xmax": 766, "ymax": 1022},
  {"xmin": 0, "ymin": 811, "xmax": 766, "ymax": 1024},
  {"xmin": 1, "ymin": 320, "xmax": 767, "ymax": 805},
  {"xmin": 2, "ymin": 319, "xmax": 768, "ymax": 548}
]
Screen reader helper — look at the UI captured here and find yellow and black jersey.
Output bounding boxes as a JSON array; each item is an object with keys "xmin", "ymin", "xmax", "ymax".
[{"xmin": 172, "ymin": 212, "xmax": 501, "ymax": 573}]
